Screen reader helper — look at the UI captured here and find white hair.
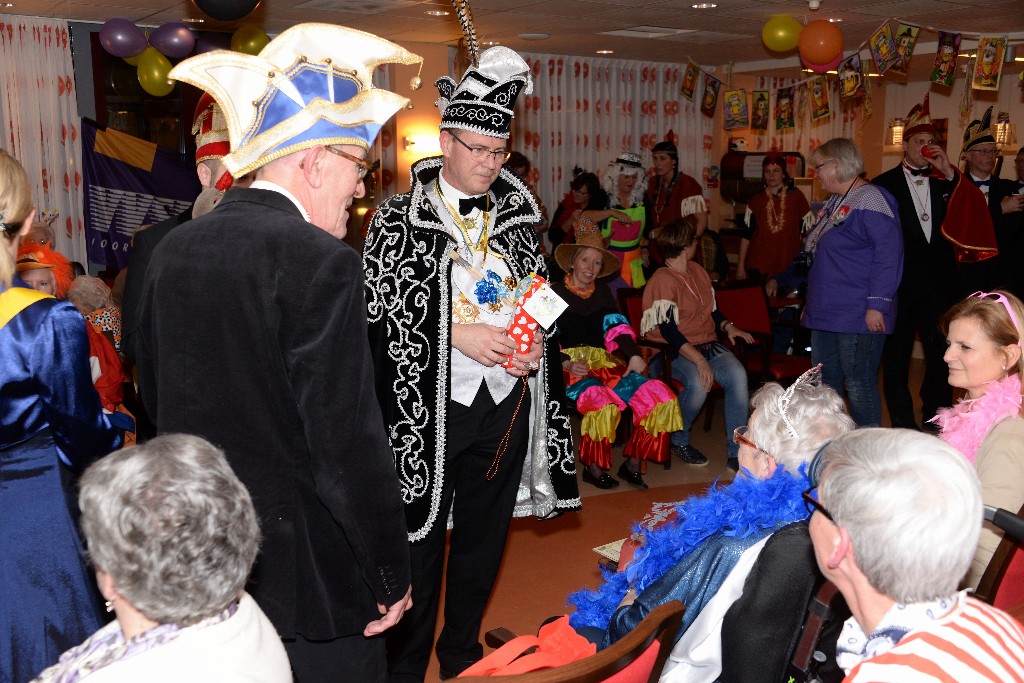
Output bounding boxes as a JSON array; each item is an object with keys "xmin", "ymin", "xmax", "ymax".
[
  {"xmin": 817, "ymin": 429, "xmax": 981, "ymax": 603},
  {"xmin": 749, "ymin": 380, "xmax": 855, "ymax": 473},
  {"xmin": 602, "ymin": 156, "xmax": 648, "ymax": 207}
]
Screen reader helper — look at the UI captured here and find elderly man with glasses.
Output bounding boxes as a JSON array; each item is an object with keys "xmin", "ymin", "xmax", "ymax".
[
  {"xmin": 807, "ymin": 429, "xmax": 1024, "ymax": 682},
  {"xmin": 364, "ymin": 46, "xmax": 579, "ymax": 681}
]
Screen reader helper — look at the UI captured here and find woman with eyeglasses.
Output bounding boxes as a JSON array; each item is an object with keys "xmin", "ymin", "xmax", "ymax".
[
  {"xmin": 931, "ymin": 290, "xmax": 1024, "ymax": 601},
  {"xmin": 799, "ymin": 138, "xmax": 903, "ymax": 427},
  {"xmin": 567, "ymin": 366, "xmax": 854, "ymax": 681}
]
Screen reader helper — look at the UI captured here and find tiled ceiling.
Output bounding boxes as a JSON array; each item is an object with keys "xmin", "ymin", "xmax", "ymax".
[{"xmin": 8, "ymin": 0, "xmax": 1024, "ymax": 68}]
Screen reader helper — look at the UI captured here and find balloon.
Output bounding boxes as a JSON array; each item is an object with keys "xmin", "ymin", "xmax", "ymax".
[
  {"xmin": 231, "ymin": 24, "xmax": 269, "ymax": 55},
  {"xmin": 798, "ymin": 20, "xmax": 843, "ymax": 66},
  {"xmin": 99, "ymin": 18, "xmax": 147, "ymax": 58},
  {"xmin": 150, "ymin": 22, "xmax": 196, "ymax": 59},
  {"xmin": 137, "ymin": 47, "xmax": 174, "ymax": 97},
  {"xmin": 801, "ymin": 53, "xmax": 844, "ymax": 74},
  {"xmin": 761, "ymin": 16, "xmax": 802, "ymax": 53},
  {"xmin": 124, "ymin": 52, "xmax": 143, "ymax": 66},
  {"xmin": 193, "ymin": 0, "xmax": 260, "ymax": 22},
  {"xmin": 194, "ymin": 31, "xmax": 232, "ymax": 54}
]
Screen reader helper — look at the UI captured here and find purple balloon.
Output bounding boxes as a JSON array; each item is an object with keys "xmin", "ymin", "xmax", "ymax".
[
  {"xmin": 150, "ymin": 22, "xmax": 196, "ymax": 59},
  {"xmin": 99, "ymin": 18, "xmax": 147, "ymax": 59},
  {"xmin": 194, "ymin": 31, "xmax": 232, "ymax": 54}
]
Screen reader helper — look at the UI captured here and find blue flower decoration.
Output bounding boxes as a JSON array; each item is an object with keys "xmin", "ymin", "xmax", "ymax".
[{"xmin": 474, "ymin": 270, "xmax": 510, "ymax": 305}]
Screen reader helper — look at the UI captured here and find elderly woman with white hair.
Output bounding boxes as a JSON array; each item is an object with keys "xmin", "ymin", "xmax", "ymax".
[
  {"xmin": 33, "ymin": 434, "xmax": 291, "ymax": 682},
  {"xmin": 580, "ymin": 152, "xmax": 649, "ymax": 288},
  {"xmin": 806, "ymin": 429, "xmax": 1024, "ymax": 682},
  {"xmin": 569, "ymin": 366, "xmax": 855, "ymax": 681}
]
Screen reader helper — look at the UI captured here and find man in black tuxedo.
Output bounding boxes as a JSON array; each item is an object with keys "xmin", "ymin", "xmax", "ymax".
[
  {"xmin": 135, "ymin": 25, "xmax": 421, "ymax": 682},
  {"xmin": 873, "ymin": 98, "xmax": 957, "ymax": 430}
]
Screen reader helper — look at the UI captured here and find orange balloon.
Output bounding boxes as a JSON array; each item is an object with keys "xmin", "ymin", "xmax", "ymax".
[{"xmin": 798, "ymin": 20, "xmax": 843, "ymax": 66}]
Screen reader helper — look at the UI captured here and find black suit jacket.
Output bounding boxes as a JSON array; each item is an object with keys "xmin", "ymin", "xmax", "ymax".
[
  {"xmin": 872, "ymin": 166, "xmax": 958, "ymax": 304},
  {"xmin": 121, "ymin": 207, "xmax": 193, "ymax": 363},
  {"xmin": 136, "ymin": 188, "xmax": 410, "ymax": 639}
]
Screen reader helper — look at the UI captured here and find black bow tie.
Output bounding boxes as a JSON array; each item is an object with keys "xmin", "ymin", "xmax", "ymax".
[
  {"xmin": 905, "ymin": 165, "xmax": 930, "ymax": 177},
  {"xmin": 973, "ymin": 179, "xmax": 990, "ymax": 188},
  {"xmin": 459, "ymin": 195, "xmax": 489, "ymax": 216}
]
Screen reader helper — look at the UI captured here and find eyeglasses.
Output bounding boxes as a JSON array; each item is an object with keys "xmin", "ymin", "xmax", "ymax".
[
  {"xmin": 449, "ymin": 132, "xmax": 511, "ymax": 164},
  {"xmin": 971, "ymin": 291, "xmax": 1024, "ymax": 347},
  {"xmin": 970, "ymin": 148, "xmax": 999, "ymax": 157},
  {"xmin": 733, "ymin": 426, "xmax": 771, "ymax": 458},
  {"xmin": 813, "ymin": 160, "xmax": 835, "ymax": 172},
  {"xmin": 325, "ymin": 146, "xmax": 372, "ymax": 180},
  {"xmin": 802, "ymin": 487, "xmax": 834, "ymax": 522}
]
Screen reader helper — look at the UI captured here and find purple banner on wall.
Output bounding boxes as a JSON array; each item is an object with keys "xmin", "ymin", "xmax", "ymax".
[{"xmin": 81, "ymin": 119, "xmax": 199, "ymax": 268}]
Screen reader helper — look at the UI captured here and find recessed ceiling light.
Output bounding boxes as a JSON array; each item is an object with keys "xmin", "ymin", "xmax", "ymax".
[
  {"xmin": 596, "ymin": 49, "xmax": 614, "ymax": 54},
  {"xmin": 482, "ymin": 40, "xmax": 500, "ymax": 46},
  {"xmin": 827, "ymin": 17, "xmax": 842, "ymax": 23},
  {"xmin": 425, "ymin": 9, "xmax": 449, "ymax": 16},
  {"xmin": 1, "ymin": 3, "xmax": 13, "ymax": 6},
  {"xmin": 181, "ymin": 17, "xmax": 204, "ymax": 23},
  {"xmin": 519, "ymin": 33, "xmax": 549, "ymax": 40},
  {"xmin": 691, "ymin": 2, "xmax": 716, "ymax": 8}
]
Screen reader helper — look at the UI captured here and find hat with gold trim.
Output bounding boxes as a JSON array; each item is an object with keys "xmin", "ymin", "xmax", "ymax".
[
  {"xmin": 168, "ymin": 23, "xmax": 422, "ymax": 177},
  {"xmin": 903, "ymin": 94, "xmax": 935, "ymax": 138},
  {"xmin": 436, "ymin": 46, "xmax": 532, "ymax": 140},
  {"xmin": 963, "ymin": 106, "xmax": 996, "ymax": 153},
  {"xmin": 193, "ymin": 92, "xmax": 230, "ymax": 165}
]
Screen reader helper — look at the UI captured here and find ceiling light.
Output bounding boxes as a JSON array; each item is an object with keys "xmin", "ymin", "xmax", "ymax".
[
  {"xmin": 827, "ymin": 17, "xmax": 842, "ymax": 23},
  {"xmin": 482, "ymin": 40, "xmax": 500, "ymax": 46},
  {"xmin": 691, "ymin": 2, "xmax": 716, "ymax": 8},
  {"xmin": 597, "ymin": 49, "xmax": 614, "ymax": 54},
  {"xmin": 181, "ymin": 17, "xmax": 204, "ymax": 23},
  {"xmin": 519, "ymin": 33, "xmax": 549, "ymax": 40},
  {"xmin": 425, "ymin": 9, "xmax": 449, "ymax": 16}
]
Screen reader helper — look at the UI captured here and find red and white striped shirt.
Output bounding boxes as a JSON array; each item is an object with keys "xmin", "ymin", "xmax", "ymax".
[{"xmin": 845, "ymin": 594, "xmax": 1024, "ymax": 682}]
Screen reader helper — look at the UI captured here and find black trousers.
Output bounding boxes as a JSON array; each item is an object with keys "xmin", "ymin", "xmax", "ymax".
[
  {"xmin": 882, "ymin": 292, "xmax": 953, "ymax": 426},
  {"xmin": 285, "ymin": 632, "xmax": 386, "ymax": 683},
  {"xmin": 387, "ymin": 381, "xmax": 531, "ymax": 682}
]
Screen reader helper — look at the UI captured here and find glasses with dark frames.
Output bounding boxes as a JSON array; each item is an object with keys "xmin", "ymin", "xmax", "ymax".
[
  {"xmin": 802, "ymin": 487, "xmax": 834, "ymax": 522},
  {"xmin": 325, "ymin": 146, "xmax": 373, "ymax": 180},
  {"xmin": 449, "ymin": 132, "xmax": 511, "ymax": 164}
]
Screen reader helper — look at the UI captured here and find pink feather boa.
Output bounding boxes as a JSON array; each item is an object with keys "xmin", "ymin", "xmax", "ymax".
[{"xmin": 930, "ymin": 374, "xmax": 1023, "ymax": 463}]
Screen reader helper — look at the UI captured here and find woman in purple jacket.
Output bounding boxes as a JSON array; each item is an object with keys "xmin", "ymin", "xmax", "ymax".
[{"xmin": 800, "ymin": 138, "xmax": 903, "ymax": 426}]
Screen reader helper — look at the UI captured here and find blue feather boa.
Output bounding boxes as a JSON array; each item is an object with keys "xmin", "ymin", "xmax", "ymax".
[{"xmin": 567, "ymin": 466, "xmax": 810, "ymax": 629}]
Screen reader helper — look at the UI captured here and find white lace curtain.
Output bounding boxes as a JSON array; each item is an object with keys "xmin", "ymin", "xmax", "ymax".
[
  {"xmin": 0, "ymin": 15, "xmax": 85, "ymax": 264},
  {"xmin": 516, "ymin": 51, "xmax": 714, "ymax": 221}
]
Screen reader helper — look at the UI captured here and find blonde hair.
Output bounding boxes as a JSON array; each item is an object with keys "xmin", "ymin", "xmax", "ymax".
[
  {"xmin": 0, "ymin": 150, "xmax": 33, "ymax": 287},
  {"xmin": 940, "ymin": 290, "xmax": 1024, "ymax": 400}
]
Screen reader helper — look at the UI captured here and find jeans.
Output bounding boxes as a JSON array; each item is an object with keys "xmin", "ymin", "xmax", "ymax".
[
  {"xmin": 667, "ymin": 347, "xmax": 749, "ymax": 459},
  {"xmin": 811, "ymin": 330, "xmax": 886, "ymax": 427}
]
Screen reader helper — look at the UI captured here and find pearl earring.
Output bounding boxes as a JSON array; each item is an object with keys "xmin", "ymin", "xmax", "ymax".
[{"xmin": 104, "ymin": 600, "xmax": 114, "ymax": 613}]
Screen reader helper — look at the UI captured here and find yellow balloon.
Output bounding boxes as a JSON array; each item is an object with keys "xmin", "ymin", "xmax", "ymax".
[
  {"xmin": 137, "ymin": 47, "xmax": 174, "ymax": 97},
  {"xmin": 123, "ymin": 51, "xmax": 143, "ymax": 66},
  {"xmin": 762, "ymin": 15, "xmax": 802, "ymax": 53},
  {"xmin": 231, "ymin": 24, "xmax": 269, "ymax": 55}
]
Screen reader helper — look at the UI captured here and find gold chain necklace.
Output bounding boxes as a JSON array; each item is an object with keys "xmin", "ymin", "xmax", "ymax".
[
  {"xmin": 436, "ymin": 184, "xmax": 490, "ymax": 258},
  {"xmin": 905, "ymin": 172, "xmax": 931, "ymax": 222},
  {"xmin": 764, "ymin": 187, "xmax": 787, "ymax": 234}
]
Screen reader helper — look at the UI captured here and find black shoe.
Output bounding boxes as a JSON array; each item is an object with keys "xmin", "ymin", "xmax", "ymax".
[
  {"xmin": 617, "ymin": 463, "xmax": 648, "ymax": 489},
  {"xmin": 439, "ymin": 661, "xmax": 478, "ymax": 680},
  {"xmin": 671, "ymin": 444, "xmax": 709, "ymax": 466},
  {"xmin": 582, "ymin": 468, "xmax": 620, "ymax": 489}
]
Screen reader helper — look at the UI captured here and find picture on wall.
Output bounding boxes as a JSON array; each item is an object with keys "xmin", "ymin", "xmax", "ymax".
[
  {"xmin": 680, "ymin": 60, "xmax": 700, "ymax": 101},
  {"xmin": 931, "ymin": 31, "xmax": 961, "ymax": 87},
  {"xmin": 723, "ymin": 89, "xmax": 748, "ymax": 129},
  {"xmin": 810, "ymin": 76, "xmax": 831, "ymax": 121},
  {"xmin": 868, "ymin": 22, "xmax": 900, "ymax": 75},
  {"xmin": 701, "ymin": 73, "xmax": 721, "ymax": 117},
  {"xmin": 972, "ymin": 35, "xmax": 1007, "ymax": 91},
  {"xmin": 890, "ymin": 24, "xmax": 921, "ymax": 77},
  {"xmin": 838, "ymin": 53, "xmax": 865, "ymax": 101},
  {"xmin": 775, "ymin": 86, "xmax": 795, "ymax": 131},
  {"xmin": 751, "ymin": 91, "xmax": 769, "ymax": 130}
]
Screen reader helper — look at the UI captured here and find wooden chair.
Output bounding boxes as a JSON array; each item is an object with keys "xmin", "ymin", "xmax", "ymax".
[
  {"xmin": 974, "ymin": 504, "xmax": 1024, "ymax": 607},
  {"xmin": 783, "ymin": 580, "xmax": 848, "ymax": 683},
  {"xmin": 461, "ymin": 600, "xmax": 685, "ymax": 683}
]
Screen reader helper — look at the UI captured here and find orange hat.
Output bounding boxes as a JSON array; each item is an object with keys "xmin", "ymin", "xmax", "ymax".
[
  {"xmin": 904, "ymin": 95, "xmax": 936, "ymax": 138},
  {"xmin": 16, "ymin": 240, "xmax": 74, "ymax": 298},
  {"xmin": 192, "ymin": 92, "xmax": 230, "ymax": 165}
]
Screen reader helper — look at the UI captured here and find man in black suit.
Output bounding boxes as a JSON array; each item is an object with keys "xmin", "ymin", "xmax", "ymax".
[
  {"xmin": 135, "ymin": 25, "xmax": 421, "ymax": 682},
  {"xmin": 962, "ymin": 107, "xmax": 1024, "ymax": 298},
  {"xmin": 873, "ymin": 97, "xmax": 958, "ymax": 430}
]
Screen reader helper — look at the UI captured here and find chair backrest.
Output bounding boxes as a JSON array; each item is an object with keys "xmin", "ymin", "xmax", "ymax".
[
  {"xmin": 459, "ymin": 600, "xmax": 685, "ymax": 683},
  {"xmin": 617, "ymin": 287, "xmax": 646, "ymax": 338},
  {"xmin": 975, "ymin": 503, "xmax": 1024, "ymax": 606},
  {"xmin": 713, "ymin": 279, "xmax": 772, "ymax": 336}
]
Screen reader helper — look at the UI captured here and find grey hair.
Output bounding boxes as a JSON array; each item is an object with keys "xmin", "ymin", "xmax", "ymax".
[
  {"xmin": 748, "ymin": 379, "xmax": 855, "ymax": 473},
  {"xmin": 817, "ymin": 429, "xmax": 981, "ymax": 604},
  {"xmin": 67, "ymin": 275, "xmax": 112, "ymax": 316},
  {"xmin": 79, "ymin": 434, "xmax": 261, "ymax": 626},
  {"xmin": 602, "ymin": 155, "xmax": 648, "ymax": 207},
  {"xmin": 808, "ymin": 138, "xmax": 863, "ymax": 184}
]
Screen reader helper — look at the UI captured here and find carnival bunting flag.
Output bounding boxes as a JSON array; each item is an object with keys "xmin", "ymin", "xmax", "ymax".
[
  {"xmin": 751, "ymin": 91, "xmax": 769, "ymax": 130},
  {"xmin": 869, "ymin": 22, "xmax": 899, "ymax": 75},
  {"xmin": 973, "ymin": 35, "xmax": 1007, "ymax": 91},
  {"xmin": 838, "ymin": 53, "xmax": 865, "ymax": 101},
  {"xmin": 932, "ymin": 31, "xmax": 961, "ymax": 86},
  {"xmin": 775, "ymin": 86, "xmax": 795, "ymax": 131},
  {"xmin": 680, "ymin": 60, "xmax": 699, "ymax": 101},
  {"xmin": 723, "ymin": 89, "xmax": 748, "ymax": 130},
  {"xmin": 700, "ymin": 73, "xmax": 721, "ymax": 117},
  {"xmin": 810, "ymin": 76, "xmax": 831, "ymax": 121},
  {"xmin": 81, "ymin": 119, "xmax": 200, "ymax": 268},
  {"xmin": 890, "ymin": 24, "xmax": 920, "ymax": 76}
]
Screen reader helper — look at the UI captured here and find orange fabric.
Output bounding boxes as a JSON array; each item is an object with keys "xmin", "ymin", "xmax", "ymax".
[
  {"xmin": 604, "ymin": 641, "xmax": 661, "ymax": 683},
  {"xmin": 85, "ymin": 323, "xmax": 123, "ymax": 412},
  {"xmin": 579, "ymin": 435, "xmax": 613, "ymax": 468},
  {"xmin": 624, "ymin": 426, "xmax": 670, "ymax": 463},
  {"xmin": 458, "ymin": 615, "xmax": 595, "ymax": 677}
]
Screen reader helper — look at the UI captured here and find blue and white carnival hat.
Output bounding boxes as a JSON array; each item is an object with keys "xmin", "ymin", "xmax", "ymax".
[
  {"xmin": 168, "ymin": 23, "xmax": 422, "ymax": 177},
  {"xmin": 436, "ymin": 46, "xmax": 532, "ymax": 140}
]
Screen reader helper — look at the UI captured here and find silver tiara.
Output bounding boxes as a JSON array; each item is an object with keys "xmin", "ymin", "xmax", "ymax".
[{"xmin": 779, "ymin": 363, "xmax": 823, "ymax": 439}]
